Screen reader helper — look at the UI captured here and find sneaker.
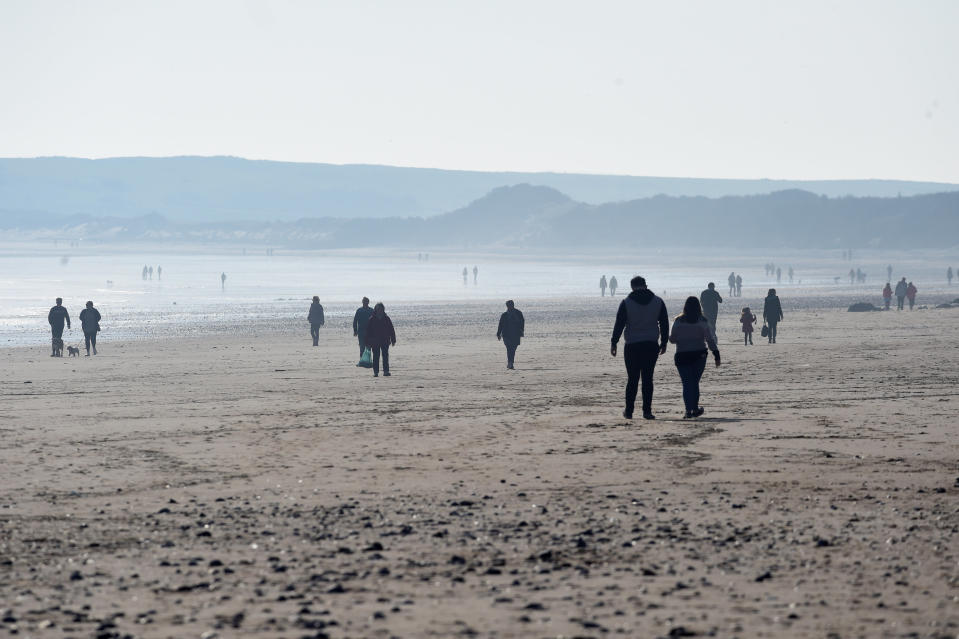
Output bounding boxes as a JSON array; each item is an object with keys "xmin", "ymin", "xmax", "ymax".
[
  {"xmin": 507, "ymin": 364, "xmax": 514, "ymax": 369},
  {"xmin": 373, "ymin": 373, "xmax": 378, "ymax": 377},
  {"xmin": 693, "ymin": 407, "xmax": 704, "ymax": 417},
  {"xmin": 642, "ymin": 412, "xmax": 655, "ymax": 420},
  {"xmin": 383, "ymin": 372, "xmax": 391, "ymax": 377},
  {"xmin": 623, "ymin": 410, "xmax": 633, "ymax": 419},
  {"xmin": 684, "ymin": 411, "xmax": 694, "ymax": 419}
]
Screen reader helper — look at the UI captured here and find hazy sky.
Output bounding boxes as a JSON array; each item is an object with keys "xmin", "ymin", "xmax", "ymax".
[{"xmin": 2, "ymin": 1, "xmax": 957, "ymax": 181}]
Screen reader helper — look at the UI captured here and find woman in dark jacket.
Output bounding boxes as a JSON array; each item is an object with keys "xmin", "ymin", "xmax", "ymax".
[
  {"xmin": 307, "ymin": 296, "xmax": 325, "ymax": 346},
  {"xmin": 762, "ymin": 288, "xmax": 784, "ymax": 343},
  {"xmin": 669, "ymin": 297, "xmax": 720, "ymax": 418},
  {"xmin": 79, "ymin": 300, "xmax": 101, "ymax": 356},
  {"xmin": 365, "ymin": 302, "xmax": 396, "ymax": 377}
]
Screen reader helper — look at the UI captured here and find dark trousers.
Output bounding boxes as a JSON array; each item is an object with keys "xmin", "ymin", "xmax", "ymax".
[
  {"xmin": 676, "ymin": 354, "xmax": 707, "ymax": 413},
  {"xmin": 358, "ymin": 335, "xmax": 366, "ymax": 356},
  {"xmin": 624, "ymin": 341, "xmax": 659, "ymax": 416},
  {"xmin": 505, "ymin": 341, "xmax": 518, "ymax": 367},
  {"xmin": 767, "ymin": 321, "xmax": 778, "ymax": 342},
  {"xmin": 51, "ymin": 325, "xmax": 64, "ymax": 340},
  {"xmin": 84, "ymin": 331, "xmax": 97, "ymax": 353},
  {"xmin": 372, "ymin": 345, "xmax": 389, "ymax": 375},
  {"xmin": 310, "ymin": 324, "xmax": 321, "ymax": 346},
  {"xmin": 897, "ymin": 296, "xmax": 905, "ymax": 310}
]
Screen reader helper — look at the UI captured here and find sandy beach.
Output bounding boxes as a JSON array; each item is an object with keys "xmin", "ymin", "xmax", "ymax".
[{"xmin": 1, "ymin": 299, "xmax": 958, "ymax": 638}]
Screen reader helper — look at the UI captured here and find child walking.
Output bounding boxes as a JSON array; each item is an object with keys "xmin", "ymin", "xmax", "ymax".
[{"xmin": 740, "ymin": 307, "xmax": 756, "ymax": 345}]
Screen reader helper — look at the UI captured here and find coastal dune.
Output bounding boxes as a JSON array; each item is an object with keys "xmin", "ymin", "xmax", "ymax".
[{"xmin": 1, "ymin": 302, "xmax": 957, "ymax": 638}]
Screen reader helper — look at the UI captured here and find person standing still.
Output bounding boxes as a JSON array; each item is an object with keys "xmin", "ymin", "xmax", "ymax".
[
  {"xmin": 735, "ymin": 274, "xmax": 743, "ymax": 297},
  {"xmin": 79, "ymin": 301, "xmax": 101, "ymax": 356},
  {"xmin": 47, "ymin": 297, "xmax": 71, "ymax": 357},
  {"xmin": 609, "ymin": 276, "xmax": 618, "ymax": 297},
  {"xmin": 496, "ymin": 300, "xmax": 525, "ymax": 370},
  {"xmin": 699, "ymin": 282, "xmax": 723, "ymax": 342},
  {"xmin": 611, "ymin": 276, "xmax": 669, "ymax": 420},
  {"xmin": 365, "ymin": 303, "xmax": 396, "ymax": 377},
  {"xmin": 894, "ymin": 277, "xmax": 907, "ymax": 311},
  {"xmin": 600, "ymin": 275, "xmax": 607, "ymax": 297},
  {"xmin": 308, "ymin": 296, "xmax": 325, "ymax": 346},
  {"xmin": 353, "ymin": 297, "xmax": 374, "ymax": 357},
  {"xmin": 473, "ymin": 266, "xmax": 478, "ymax": 285},
  {"xmin": 906, "ymin": 282, "xmax": 917, "ymax": 310}
]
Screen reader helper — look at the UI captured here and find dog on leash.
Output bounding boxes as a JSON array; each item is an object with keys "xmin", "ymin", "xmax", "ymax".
[
  {"xmin": 67, "ymin": 345, "xmax": 80, "ymax": 357},
  {"xmin": 52, "ymin": 338, "xmax": 64, "ymax": 357}
]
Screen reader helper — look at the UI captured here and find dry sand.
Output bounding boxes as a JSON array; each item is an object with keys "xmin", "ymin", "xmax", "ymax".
[{"xmin": 1, "ymin": 299, "xmax": 958, "ymax": 638}]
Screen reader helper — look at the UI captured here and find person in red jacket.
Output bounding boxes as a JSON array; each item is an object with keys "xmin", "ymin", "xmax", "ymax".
[
  {"xmin": 882, "ymin": 283, "xmax": 892, "ymax": 310},
  {"xmin": 365, "ymin": 302, "xmax": 396, "ymax": 377},
  {"xmin": 906, "ymin": 282, "xmax": 918, "ymax": 310}
]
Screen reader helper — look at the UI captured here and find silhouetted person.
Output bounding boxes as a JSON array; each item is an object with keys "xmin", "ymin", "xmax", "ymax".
[
  {"xmin": 462, "ymin": 267, "xmax": 468, "ymax": 285},
  {"xmin": 157, "ymin": 265, "xmax": 162, "ymax": 280},
  {"xmin": 609, "ymin": 276, "xmax": 618, "ymax": 296},
  {"xmin": 727, "ymin": 272, "xmax": 736, "ymax": 296},
  {"xmin": 308, "ymin": 296, "xmax": 325, "ymax": 346},
  {"xmin": 142, "ymin": 265, "xmax": 148, "ymax": 280},
  {"xmin": 47, "ymin": 297, "xmax": 70, "ymax": 357},
  {"xmin": 79, "ymin": 300, "xmax": 101, "ymax": 356},
  {"xmin": 353, "ymin": 297, "xmax": 374, "ymax": 357},
  {"xmin": 788, "ymin": 267, "xmax": 794, "ymax": 284},
  {"xmin": 762, "ymin": 288, "xmax": 783, "ymax": 343},
  {"xmin": 849, "ymin": 268, "xmax": 856, "ymax": 285},
  {"xmin": 775, "ymin": 267, "xmax": 781, "ymax": 284},
  {"xmin": 221, "ymin": 272, "xmax": 227, "ymax": 290},
  {"xmin": 906, "ymin": 281, "xmax": 917, "ymax": 310},
  {"xmin": 887, "ymin": 264, "xmax": 893, "ymax": 282},
  {"xmin": 740, "ymin": 307, "xmax": 756, "ymax": 345},
  {"xmin": 699, "ymin": 282, "xmax": 723, "ymax": 342},
  {"xmin": 948, "ymin": 267, "xmax": 954, "ymax": 286},
  {"xmin": 600, "ymin": 275, "xmax": 607, "ymax": 297},
  {"xmin": 611, "ymin": 276, "xmax": 669, "ymax": 420},
  {"xmin": 496, "ymin": 300, "xmax": 525, "ymax": 369},
  {"xmin": 882, "ymin": 283, "xmax": 892, "ymax": 310},
  {"xmin": 894, "ymin": 277, "xmax": 907, "ymax": 311},
  {"xmin": 669, "ymin": 297, "xmax": 720, "ymax": 419},
  {"xmin": 735, "ymin": 274, "xmax": 743, "ymax": 297},
  {"xmin": 148, "ymin": 266, "xmax": 154, "ymax": 280},
  {"xmin": 365, "ymin": 302, "xmax": 396, "ymax": 377},
  {"xmin": 473, "ymin": 265, "xmax": 478, "ymax": 285}
]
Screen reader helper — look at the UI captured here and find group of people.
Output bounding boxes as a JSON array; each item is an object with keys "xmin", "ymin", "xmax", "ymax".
[
  {"xmin": 599, "ymin": 275, "xmax": 619, "ymax": 297},
  {"xmin": 47, "ymin": 298, "xmax": 102, "ymax": 357},
  {"xmin": 726, "ymin": 272, "xmax": 743, "ymax": 297},
  {"xmin": 700, "ymin": 282, "xmax": 783, "ymax": 346},
  {"xmin": 882, "ymin": 278, "xmax": 918, "ymax": 310},
  {"xmin": 462, "ymin": 266, "xmax": 478, "ymax": 285},
  {"xmin": 762, "ymin": 264, "xmax": 793, "ymax": 284},
  {"xmin": 141, "ymin": 265, "xmax": 161, "ymax": 280}
]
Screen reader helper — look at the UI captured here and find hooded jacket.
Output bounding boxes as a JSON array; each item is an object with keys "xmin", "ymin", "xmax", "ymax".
[{"xmin": 611, "ymin": 290, "xmax": 669, "ymax": 347}]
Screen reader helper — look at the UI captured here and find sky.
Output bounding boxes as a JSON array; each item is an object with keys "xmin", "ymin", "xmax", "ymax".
[{"xmin": 1, "ymin": 0, "xmax": 957, "ymax": 182}]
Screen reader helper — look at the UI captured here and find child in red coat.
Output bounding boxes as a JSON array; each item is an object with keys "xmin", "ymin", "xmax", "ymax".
[{"xmin": 740, "ymin": 307, "xmax": 756, "ymax": 345}]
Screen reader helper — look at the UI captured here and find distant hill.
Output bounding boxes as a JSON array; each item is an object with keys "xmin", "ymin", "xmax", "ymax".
[
  {"xmin": 3, "ymin": 184, "xmax": 957, "ymax": 249},
  {"xmin": 1, "ymin": 156, "xmax": 957, "ymax": 222}
]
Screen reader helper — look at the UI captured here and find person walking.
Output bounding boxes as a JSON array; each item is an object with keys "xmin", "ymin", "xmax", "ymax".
[
  {"xmin": 906, "ymin": 281, "xmax": 917, "ymax": 310},
  {"xmin": 735, "ymin": 274, "xmax": 743, "ymax": 297},
  {"xmin": 762, "ymin": 288, "xmax": 783, "ymax": 343},
  {"xmin": 496, "ymin": 300, "xmax": 525, "ymax": 369},
  {"xmin": 47, "ymin": 297, "xmax": 71, "ymax": 357},
  {"xmin": 157, "ymin": 265, "xmax": 162, "ymax": 280},
  {"xmin": 79, "ymin": 300, "xmax": 101, "ymax": 356},
  {"xmin": 948, "ymin": 267, "xmax": 954, "ymax": 286},
  {"xmin": 740, "ymin": 307, "xmax": 756, "ymax": 345},
  {"xmin": 308, "ymin": 296, "xmax": 325, "ymax": 346},
  {"xmin": 365, "ymin": 303, "xmax": 396, "ymax": 377},
  {"xmin": 352, "ymin": 297, "xmax": 374, "ymax": 357},
  {"xmin": 600, "ymin": 275, "xmax": 607, "ymax": 297},
  {"xmin": 727, "ymin": 272, "xmax": 736, "ymax": 296},
  {"xmin": 611, "ymin": 276, "xmax": 669, "ymax": 420},
  {"xmin": 462, "ymin": 267, "xmax": 468, "ymax": 285},
  {"xmin": 882, "ymin": 282, "xmax": 893, "ymax": 310},
  {"xmin": 669, "ymin": 297, "xmax": 720, "ymax": 418},
  {"xmin": 473, "ymin": 266, "xmax": 478, "ymax": 285},
  {"xmin": 609, "ymin": 276, "xmax": 618, "ymax": 297},
  {"xmin": 220, "ymin": 272, "xmax": 227, "ymax": 290},
  {"xmin": 887, "ymin": 264, "xmax": 893, "ymax": 282},
  {"xmin": 788, "ymin": 266, "xmax": 794, "ymax": 284},
  {"xmin": 894, "ymin": 277, "xmax": 908, "ymax": 311},
  {"xmin": 699, "ymin": 282, "xmax": 723, "ymax": 342},
  {"xmin": 775, "ymin": 267, "xmax": 781, "ymax": 284}
]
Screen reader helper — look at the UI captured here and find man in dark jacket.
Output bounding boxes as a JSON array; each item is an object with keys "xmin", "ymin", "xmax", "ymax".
[
  {"xmin": 365, "ymin": 303, "xmax": 396, "ymax": 377},
  {"xmin": 48, "ymin": 297, "xmax": 71, "ymax": 357},
  {"xmin": 699, "ymin": 282, "xmax": 723, "ymax": 342},
  {"xmin": 353, "ymin": 297, "xmax": 373, "ymax": 356},
  {"xmin": 496, "ymin": 300, "xmax": 525, "ymax": 370},
  {"xmin": 79, "ymin": 300, "xmax": 101, "ymax": 356},
  {"xmin": 611, "ymin": 276, "xmax": 669, "ymax": 420},
  {"xmin": 308, "ymin": 296, "xmax": 325, "ymax": 346}
]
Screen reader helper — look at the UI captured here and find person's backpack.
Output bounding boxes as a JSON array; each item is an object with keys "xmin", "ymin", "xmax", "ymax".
[
  {"xmin": 356, "ymin": 347, "xmax": 373, "ymax": 368},
  {"xmin": 760, "ymin": 322, "xmax": 769, "ymax": 338}
]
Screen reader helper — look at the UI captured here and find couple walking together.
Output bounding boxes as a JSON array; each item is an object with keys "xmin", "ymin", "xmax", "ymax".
[
  {"xmin": 353, "ymin": 297, "xmax": 396, "ymax": 376},
  {"xmin": 611, "ymin": 276, "xmax": 720, "ymax": 420}
]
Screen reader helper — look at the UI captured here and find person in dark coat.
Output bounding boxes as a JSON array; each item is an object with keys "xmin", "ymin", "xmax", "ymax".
[
  {"xmin": 699, "ymin": 282, "xmax": 723, "ymax": 342},
  {"xmin": 365, "ymin": 302, "xmax": 396, "ymax": 377},
  {"xmin": 308, "ymin": 296, "xmax": 325, "ymax": 346},
  {"xmin": 611, "ymin": 276, "xmax": 669, "ymax": 420},
  {"xmin": 48, "ymin": 297, "xmax": 71, "ymax": 357},
  {"xmin": 762, "ymin": 288, "xmax": 784, "ymax": 344},
  {"xmin": 353, "ymin": 297, "xmax": 374, "ymax": 356},
  {"xmin": 496, "ymin": 300, "xmax": 525, "ymax": 370},
  {"xmin": 79, "ymin": 300, "xmax": 101, "ymax": 355}
]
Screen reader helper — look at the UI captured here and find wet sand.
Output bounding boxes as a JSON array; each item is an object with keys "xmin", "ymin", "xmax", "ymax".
[{"xmin": 1, "ymin": 300, "xmax": 958, "ymax": 638}]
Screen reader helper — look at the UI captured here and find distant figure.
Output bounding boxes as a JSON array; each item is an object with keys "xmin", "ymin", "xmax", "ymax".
[
  {"xmin": 473, "ymin": 265, "xmax": 478, "ymax": 285},
  {"xmin": 157, "ymin": 265, "xmax": 162, "ymax": 280},
  {"xmin": 894, "ymin": 277, "xmax": 907, "ymax": 311},
  {"xmin": 353, "ymin": 297, "xmax": 374, "ymax": 357},
  {"xmin": 496, "ymin": 300, "xmax": 525, "ymax": 370},
  {"xmin": 887, "ymin": 264, "xmax": 893, "ymax": 282},
  {"xmin": 600, "ymin": 275, "xmax": 607, "ymax": 297},
  {"xmin": 788, "ymin": 267, "xmax": 794, "ymax": 284},
  {"xmin": 611, "ymin": 276, "xmax": 669, "ymax": 420},
  {"xmin": 308, "ymin": 296, "xmax": 325, "ymax": 346},
  {"xmin": 775, "ymin": 267, "xmax": 781, "ymax": 284},
  {"xmin": 735, "ymin": 274, "xmax": 743, "ymax": 297},
  {"xmin": 762, "ymin": 288, "xmax": 783, "ymax": 344},
  {"xmin": 740, "ymin": 307, "xmax": 756, "ymax": 345},
  {"xmin": 220, "ymin": 272, "xmax": 227, "ymax": 290},
  {"xmin": 882, "ymin": 283, "xmax": 893, "ymax": 310},
  {"xmin": 463, "ymin": 267, "xmax": 468, "ymax": 285},
  {"xmin": 609, "ymin": 276, "xmax": 618, "ymax": 297},
  {"xmin": 948, "ymin": 267, "xmax": 953, "ymax": 285},
  {"xmin": 47, "ymin": 297, "xmax": 71, "ymax": 357},
  {"xmin": 148, "ymin": 266, "xmax": 154, "ymax": 280},
  {"xmin": 669, "ymin": 297, "xmax": 720, "ymax": 418},
  {"xmin": 906, "ymin": 282, "xmax": 917, "ymax": 310},
  {"xmin": 142, "ymin": 265, "xmax": 148, "ymax": 280},
  {"xmin": 365, "ymin": 302, "xmax": 396, "ymax": 377},
  {"xmin": 699, "ymin": 282, "xmax": 723, "ymax": 342},
  {"xmin": 418, "ymin": 253, "xmax": 422, "ymax": 262},
  {"xmin": 425, "ymin": 253, "xmax": 429, "ymax": 261},
  {"xmin": 727, "ymin": 272, "xmax": 736, "ymax": 296},
  {"xmin": 849, "ymin": 268, "xmax": 856, "ymax": 285},
  {"xmin": 79, "ymin": 300, "xmax": 101, "ymax": 356}
]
